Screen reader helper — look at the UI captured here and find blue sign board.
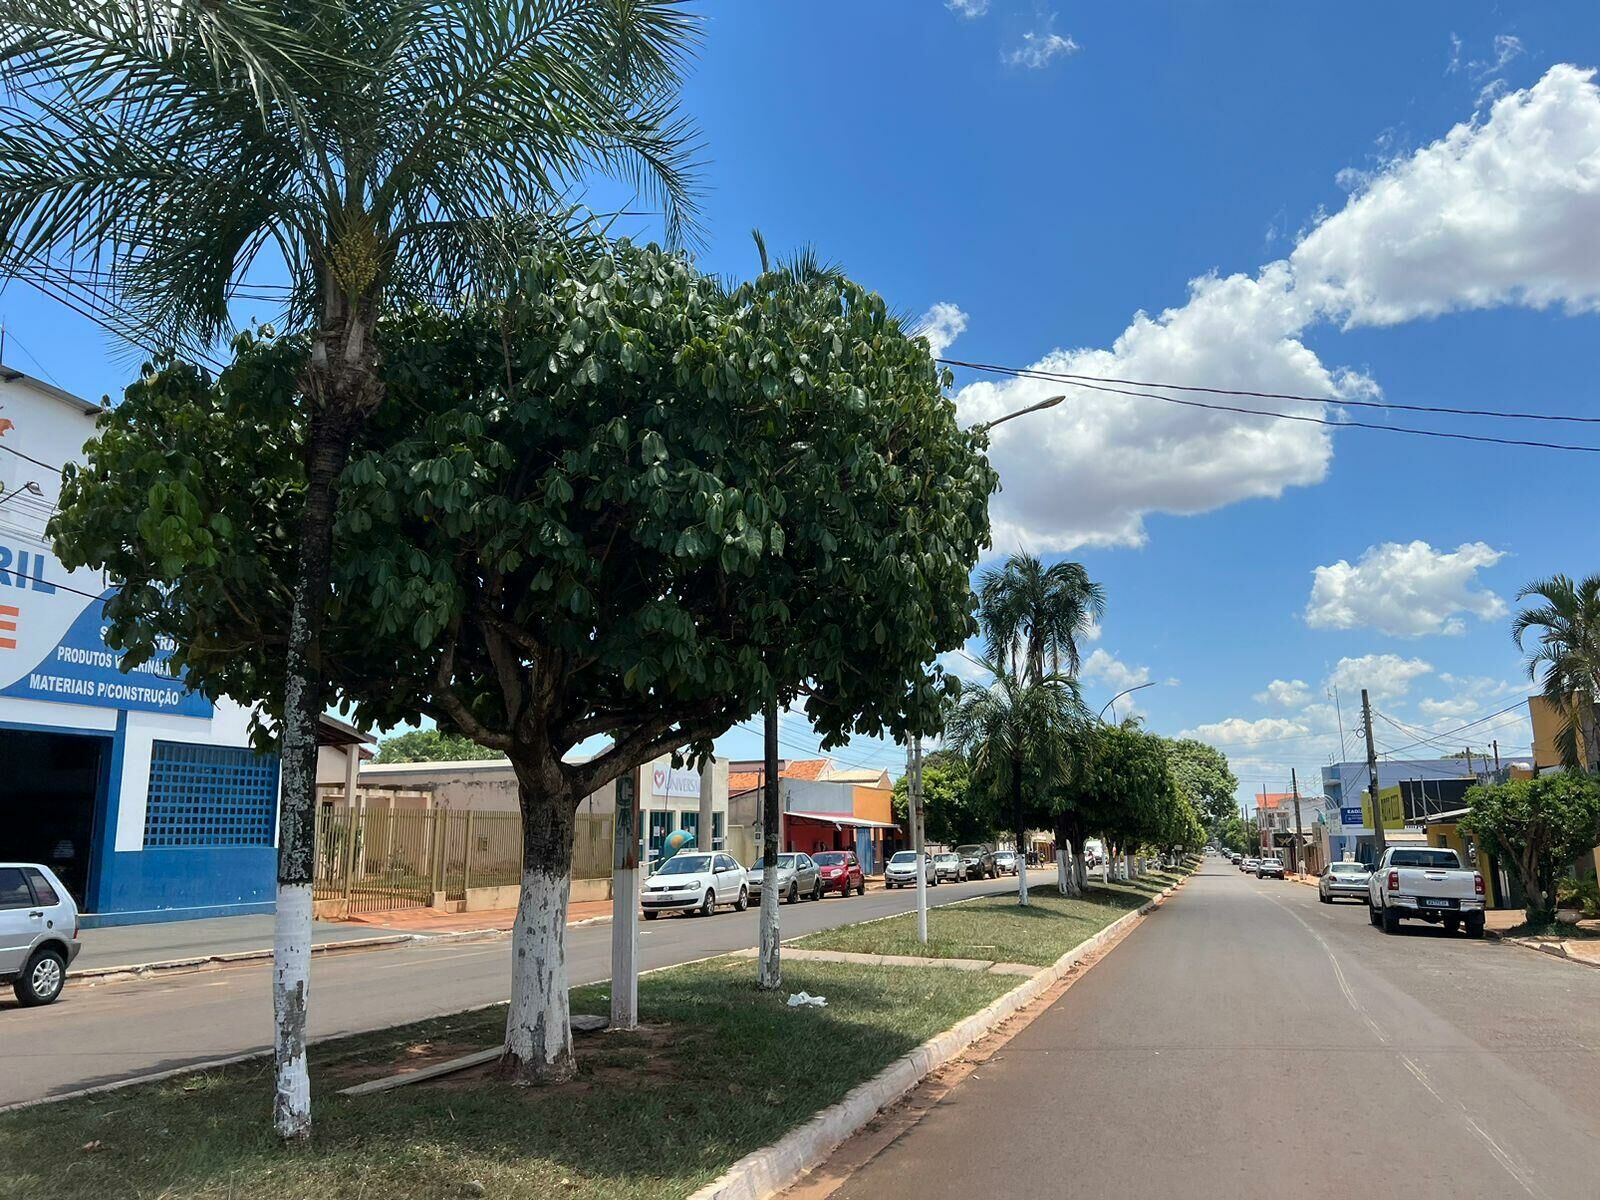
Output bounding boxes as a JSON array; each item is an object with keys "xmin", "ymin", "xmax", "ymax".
[
  {"xmin": 0, "ymin": 584, "xmax": 213, "ymax": 718},
  {"xmin": 1340, "ymin": 806, "xmax": 1364, "ymax": 827}
]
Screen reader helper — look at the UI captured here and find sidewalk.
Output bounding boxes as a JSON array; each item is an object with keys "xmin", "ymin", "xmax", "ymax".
[{"xmin": 76, "ymin": 899, "xmax": 610, "ymax": 974}]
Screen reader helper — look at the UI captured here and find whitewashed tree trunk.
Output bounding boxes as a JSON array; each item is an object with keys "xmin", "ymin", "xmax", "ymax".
[
  {"xmin": 271, "ymin": 880, "xmax": 312, "ymax": 1139},
  {"xmin": 501, "ymin": 769, "xmax": 578, "ymax": 1084},
  {"xmin": 1017, "ymin": 849, "xmax": 1030, "ymax": 906},
  {"xmin": 1125, "ymin": 851, "xmax": 1137, "ymax": 880},
  {"xmin": 1073, "ymin": 846, "xmax": 1088, "ymax": 892},
  {"xmin": 1056, "ymin": 848, "xmax": 1071, "ymax": 895},
  {"xmin": 503, "ymin": 869, "xmax": 574, "ymax": 1082},
  {"xmin": 758, "ymin": 857, "xmax": 781, "ymax": 987}
]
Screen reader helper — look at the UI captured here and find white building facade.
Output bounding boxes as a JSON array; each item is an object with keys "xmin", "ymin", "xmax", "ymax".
[{"xmin": 1, "ymin": 370, "xmax": 278, "ymax": 925}]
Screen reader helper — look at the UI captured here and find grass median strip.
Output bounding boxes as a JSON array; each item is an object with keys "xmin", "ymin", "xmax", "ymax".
[
  {"xmin": 0, "ymin": 957, "xmax": 1014, "ymax": 1200},
  {"xmin": 793, "ymin": 877, "xmax": 1173, "ymax": 968}
]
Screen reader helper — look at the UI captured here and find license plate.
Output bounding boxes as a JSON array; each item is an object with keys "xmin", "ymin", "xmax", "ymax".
[{"xmin": 1420, "ymin": 898, "xmax": 1454, "ymax": 909}]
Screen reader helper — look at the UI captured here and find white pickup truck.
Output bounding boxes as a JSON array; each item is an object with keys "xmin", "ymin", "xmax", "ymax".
[{"xmin": 1366, "ymin": 846, "xmax": 1485, "ymax": 937}]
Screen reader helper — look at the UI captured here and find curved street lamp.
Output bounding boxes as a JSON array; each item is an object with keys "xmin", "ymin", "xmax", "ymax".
[
  {"xmin": 1099, "ymin": 679, "xmax": 1161, "ymax": 720},
  {"xmin": 969, "ymin": 394, "xmax": 1063, "ymax": 434}
]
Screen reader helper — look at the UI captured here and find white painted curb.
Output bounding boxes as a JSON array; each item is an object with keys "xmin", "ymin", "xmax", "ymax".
[{"xmin": 686, "ymin": 875, "xmax": 1190, "ymax": 1200}]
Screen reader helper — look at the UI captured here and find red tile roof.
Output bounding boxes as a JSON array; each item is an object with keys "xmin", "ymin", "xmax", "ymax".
[
  {"xmin": 780, "ymin": 758, "xmax": 831, "ymax": 781},
  {"xmin": 728, "ymin": 771, "xmax": 762, "ymax": 794},
  {"xmin": 1255, "ymin": 792, "xmax": 1293, "ymax": 810}
]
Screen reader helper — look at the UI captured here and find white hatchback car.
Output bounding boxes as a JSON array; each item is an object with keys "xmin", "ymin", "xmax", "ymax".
[
  {"xmin": 1, "ymin": 863, "xmax": 81, "ymax": 1006},
  {"xmin": 641, "ymin": 852, "xmax": 749, "ymax": 920}
]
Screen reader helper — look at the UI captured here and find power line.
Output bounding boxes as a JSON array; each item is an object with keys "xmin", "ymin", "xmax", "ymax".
[
  {"xmin": 1376, "ymin": 700, "xmax": 1528, "ymax": 757},
  {"xmin": 0, "ymin": 441, "xmax": 61, "ymax": 473},
  {"xmin": 938, "ymin": 357, "xmax": 1600, "ymax": 425},
  {"xmin": 944, "ymin": 361, "xmax": 1600, "ymax": 455}
]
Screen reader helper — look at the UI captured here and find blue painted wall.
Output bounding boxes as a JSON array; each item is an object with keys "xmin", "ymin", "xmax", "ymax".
[{"xmin": 85, "ymin": 846, "xmax": 277, "ymax": 926}]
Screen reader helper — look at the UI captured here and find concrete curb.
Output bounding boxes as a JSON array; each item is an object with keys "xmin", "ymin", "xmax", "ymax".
[
  {"xmin": 685, "ymin": 872, "xmax": 1189, "ymax": 1200},
  {"xmin": 1484, "ymin": 928, "xmax": 1600, "ymax": 969}
]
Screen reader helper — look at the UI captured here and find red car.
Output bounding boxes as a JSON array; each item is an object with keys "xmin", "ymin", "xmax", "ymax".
[{"xmin": 812, "ymin": 850, "xmax": 865, "ymax": 896}]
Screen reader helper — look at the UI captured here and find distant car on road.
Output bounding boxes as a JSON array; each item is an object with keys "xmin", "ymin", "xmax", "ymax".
[
  {"xmin": 1367, "ymin": 846, "xmax": 1485, "ymax": 936},
  {"xmin": 933, "ymin": 852, "xmax": 966, "ymax": 882},
  {"xmin": 885, "ymin": 850, "xmax": 938, "ymax": 889},
  {"xmin": 993, "ymin": 850, "xmax": 1019, "ymax": 876},
  {"xmin": 1241, "ymin": 857, "xmax": 1260, "ymax": 873},
  {"xmin": 955, "ymin": 844, "xmax": 998, "ymax": 880},
  {"xmin": 813, "ymin": 850, "xmax": 866, "ymax": 896},
  {"xmin": 0, "ymin": 863, "xmax": 81, "ymax": 1006},
  {"xmin": 1230, "ymin": 853, "xmax": 1243, "ymax": 866},
  {"xmin": 641, "ymin": 852, "xmax": 748, "ymax": 920},
  {"xmin": 1319, "ymin": 861, "xmax": 1372, "ymax": 903},
  {"xmin": 746, "ymin": 853, "xmax": 822, "ymax": 905},
  {"xmin": 1257, "ymin": 858, "xmax": 1285, "ymax": 879}
]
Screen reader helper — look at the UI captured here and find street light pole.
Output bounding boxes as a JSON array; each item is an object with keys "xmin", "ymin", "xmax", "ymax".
[
  {"xmin": 1099, "ymin": 680, "xmax": 1159, "ymax": 720},
  {"xmin": 969, "ymin": 394, "xmax": 1064, "ymax": 434}
]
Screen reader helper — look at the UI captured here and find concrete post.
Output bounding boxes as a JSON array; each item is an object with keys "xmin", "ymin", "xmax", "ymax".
[
  {"xmin": 611, "ymin": 768, "xmax": 640, "ymax": 1029},
  {"xmin": 698, "ymin": 755, "xmax": 716, "ymax": 850}
]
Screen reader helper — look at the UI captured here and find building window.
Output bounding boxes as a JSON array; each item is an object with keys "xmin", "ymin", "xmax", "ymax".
[{"xmin": 142, "ymin": 741, "xmax": 280, "ymax": 848}]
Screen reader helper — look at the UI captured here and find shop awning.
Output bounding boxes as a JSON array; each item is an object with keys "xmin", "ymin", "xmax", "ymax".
[{"xmin": 786, "ymin": 811, "xmax": 901, "ymax": 831}]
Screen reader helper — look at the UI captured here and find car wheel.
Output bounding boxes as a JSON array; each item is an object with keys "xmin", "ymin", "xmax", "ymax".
[
  {"xmin": 812, "ymin": 880, "xmax": 823, "ymax": 901},
  {"xmin": 699, "ymin": 889, "xmax": 716, "ymax": 917},
  {"xmin": 1368, "ymin": 902, "xmax": 1381, "ymax": 927},
  {"xmin": 734, "ymin": 885, "xmax": 749, "ymax": 912},
  {"xmin": 787, "ymin": 882, "xmax": 798, "ymax": 905},
  {"xmin": 643, "ymin": 910, "xmax": 659, "ymax": 921},
  {"xmin": 857, "ymin": 878, "xmax": 866, "ymax": 896},
  {"xmin": 15, "ymin": 947, "xmax": 66, "ymax": 1007},
  {"xmin": 1381, "ymin": 906, "xmax": 1400, "ymax": 934},
  {"xmin": 1465, "ymin": 914, "xmax": 1485, "ymax": 938},
  {"xmin": 932, "ymin": 873, "xmax": 940, "ymax": 887}
]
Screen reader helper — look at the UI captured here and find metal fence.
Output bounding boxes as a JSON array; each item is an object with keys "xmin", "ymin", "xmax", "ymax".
[{"xmin": 313, "ymin": 806, "xmax": 613, "ymax": 915}]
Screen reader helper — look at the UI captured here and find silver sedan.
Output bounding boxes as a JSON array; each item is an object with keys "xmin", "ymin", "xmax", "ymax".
[
  {"xmin": 1319, "ymin": 860, "xmax": 1373, "ymax": 903},
  {"xmin": 746, "ymin": 852, "xmax": 823, "ymax": 904}
]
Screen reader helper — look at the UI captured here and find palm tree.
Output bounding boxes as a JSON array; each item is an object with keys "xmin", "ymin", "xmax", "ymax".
[
  {"xmin": 1513, "ymin": 574, "xmax": 1600, "ymax": 772},
  {"xmin": 946, "ymin": 654, "xmax": 1085, "ymax": 906},
  {"xmin": 0, "ymin": 0, "xmax": 698, "ymax": 1141},
  {"xmin": 979, "ymin": 553, "xmax": 1105, "ymax": 683}
]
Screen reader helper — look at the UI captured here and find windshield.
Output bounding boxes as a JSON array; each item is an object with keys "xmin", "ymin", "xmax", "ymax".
[
  {"xmin": 1390, "ymin": 849, "xmax": 1462, "ymax": 869},
  {"xmin": 748, "ymin": 855, "xmax": 795, "ymax": 871},
  {"xmin": 955, "ymin": 845, "xmax": 983, "ymax": 856},
  {"xmin": 656, "ymin": 855, "xmax": 712, "ymax": 876},
  {"xmin": 814, "ymin": 853, "xmax": 846, "ymax": 866},
  {"xmin": 890, "ymin": 852, "xmax": 917, "ymax": 864},
  {"xmin": 1329, "ymin": 862, "xmax": 1367, "ymax": 874},
  {"xmin": 935, "ymin": 853, "xmax": 957, "ymax": 862}
]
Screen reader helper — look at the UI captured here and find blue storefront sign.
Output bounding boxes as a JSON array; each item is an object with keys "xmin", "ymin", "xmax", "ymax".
[
  {"xmin": 0, "ymin": 575, "xmax": 213, "ymax": 718},
  {"xmin": 1340, "ymin": 806, "xmax": 1364, "ymax": 827}
]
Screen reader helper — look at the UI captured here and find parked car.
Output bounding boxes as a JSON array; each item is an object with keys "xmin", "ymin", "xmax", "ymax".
[
  {"xmin": 1256, "ymin": 857, "xmax": 1286, "ymax": 879},
  {"xmin": 813, "ymin": 850, "xmax": 866, "ymax": 896},
  {"xmin": 954, "ymin": 844, "xmax": 998, "ymax": 880},
  {"xmin": 0, "ymin": 863, "xmax": 81, "ymax": 1006},
  {"xmin": 932, "ymin": 851, "xmax": 966, "ymax": 882},
  {"xmin": 1230, "ymin": 853, "xmax": 1243, "ymax": 866},
  {"xmin": 993, "ymin": 850, "xmax": 1019, "ymax": 876},
  {"xmin": 885, "ymin": 850, "xmax": 937, "ymax": 889},
  {"xmin": 641, "ymin": 852, "xmax": 748, "ymax": 919},
  {"xmin": 1241, "ymin": 857, "xmax": 1259, "ymax": 873},
  {"xmin": 746, "ymin": 853, "xmax": 822, "ymax": 905},
  {"xmin": 1318, "ymin": 860, "xmax": 1372, "ymax": 903},
  {"xmin": 1367, "ymin": 846, "xmax": 1485, "ymax": 936}
]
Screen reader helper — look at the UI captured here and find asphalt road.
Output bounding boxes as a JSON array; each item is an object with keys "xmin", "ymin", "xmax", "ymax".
[
  {"xmin": 0, "ymin": 868, "xmax": 1050, "ymax": 1107},
  {"xmin": 832, "ymin": 856, "xmax": 1600, "ymax": 1200}
]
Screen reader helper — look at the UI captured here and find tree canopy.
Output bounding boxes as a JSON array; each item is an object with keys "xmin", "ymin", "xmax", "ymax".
[
  {"xmin": 1164, "ymin": 738, "xmax": 1239, "ymax": 831},
  {"xmin": 892, "ymin": 749, "xmax": 994, "ymax": 847},
  {"xmin": 1461, "ymin": 772, "xmax": 1600, "ymax": 923},
  {"xmin": 375, "ymin": 729, "xmax": 506, "ymax": 764}
]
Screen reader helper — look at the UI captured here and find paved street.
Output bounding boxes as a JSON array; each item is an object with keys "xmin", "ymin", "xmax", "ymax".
[
  {"xmin": 0, "ymin": 869, "xmax": 1050, "ymax": 1108},
  {"xmin": 831, "ymin": 857, "xmax": 1600, "ymax": 1200}
]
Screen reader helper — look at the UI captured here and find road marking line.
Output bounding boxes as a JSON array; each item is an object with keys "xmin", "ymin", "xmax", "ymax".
[{"xmin": 1258, "ymin": 888, "xmax": 1545, "ymax": 1200}]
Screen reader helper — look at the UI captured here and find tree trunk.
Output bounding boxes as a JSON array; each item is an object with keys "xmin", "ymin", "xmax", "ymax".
[
  {"xmin": 759, "ymin": 698, "xmax": 782, "ymax": 989},
  {"xmin": 271, "ymin": 397, "xmax": 361, "ymax": 1142},
  {"xmin": 1011, "ymin": 760, "xmax": 1028, "ymax": 907},
  {"xmin": 1072, "ymin": 844, "xmax": 1088, "ymax": 893},
  {"xmin": 501, "ymin": 763, "xmax": 578, "ymax": 1084}
]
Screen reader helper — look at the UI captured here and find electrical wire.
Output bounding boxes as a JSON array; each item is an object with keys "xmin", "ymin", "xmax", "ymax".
[
  {"xmin": 945, "ymin": 362, "xmax": 1600, "ymax": 455},
  {"xmin": 1376, "ymin": 700, "xmax": 1528, "ymax": 757},
  {"xmin": 938, "ymin": 357, "xmax": 1600, "ymax": 425}
]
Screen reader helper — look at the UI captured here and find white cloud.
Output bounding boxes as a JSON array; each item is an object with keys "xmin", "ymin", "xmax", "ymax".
[
  {"xmin": 1304, "ymin": 541, "xmax": 1507, "ymax": 637},
  {"xmin": 1181, "ymin": 716, "xmax": 1310, "ymax": 747},
  {"xmin": 1325, "ymin": 653, "xmax": 1433, "ymax": 701},
  {"xmin": 1293, "ymin": 65, "xmax": 1600, "ymax": 326},
  {"xmin": 1081, "ymin": 648, "xmax": 1150, "ymax": 692},
  {"xmin": 1004, "ymin": 15, "xmax": 1079, "ymax": 69},
  {"xmin": 945, "ymin": 0, "xmax": 989, "ymax": 16},
  {"xmin": 916, "ymin": 302, "xmax": 969, "ymax": 359},
  {"xmin": 955, "ymin": 65, "xmax": 1600, "ymax": 552},
  {"xmin": 1254, "ymin": 679, "xmax": 1312, "ymax": 708}
]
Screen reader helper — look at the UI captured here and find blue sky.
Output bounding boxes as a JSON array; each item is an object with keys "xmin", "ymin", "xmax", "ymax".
[{"xmin": 3, "ymin": 2, "xmax": 1598, "ymax": 804}]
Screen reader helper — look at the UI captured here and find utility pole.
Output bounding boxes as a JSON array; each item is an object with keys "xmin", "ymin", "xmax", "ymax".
[
  {"xmin": 1290, "ymin": 768, "xmax": 1306, "ymax": 877},
  {"xmin": 1361, "ymin": 689, "xmax": 1388, "ymax": 859},
  {"xmin": 909, "ymin": 735, "xmax": 928, "ymax": 945},
  {"xmin": 609, "ymin": 767, "xmax": 640, "ymax": 1029},
  {"xmin": 697, "ymin": 753, "xmax": 716, "ymax": 850},
  {"xmin": 757, "ymin": 697, "xmax": 781, "ymax": 990},
  {"xmin": 1493, "ymin": 740, "xmax": 1500, "ymax": 774}
]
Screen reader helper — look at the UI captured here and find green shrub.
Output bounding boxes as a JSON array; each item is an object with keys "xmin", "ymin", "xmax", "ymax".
[{"xmin": 1555, "ymin": 876, "xmax": 1600, "ymax": 918}]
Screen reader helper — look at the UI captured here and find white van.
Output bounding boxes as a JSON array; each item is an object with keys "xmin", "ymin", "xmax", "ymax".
[{"xmin": 0, "ymin": 863, "xmax": 82, "ymax": 1006}]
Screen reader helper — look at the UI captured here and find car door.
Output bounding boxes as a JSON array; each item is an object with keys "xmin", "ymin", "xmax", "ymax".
[
  {"xmin": 796, "ymin": 854, "xmax": 816, "ymax": 892},
  {"xmin": 716, "ymin": 855, "xmax": 738, "ymax": 902},
  {"xmin": 0, "ymin": 867, "xmax": 40, "ymax": 976}
]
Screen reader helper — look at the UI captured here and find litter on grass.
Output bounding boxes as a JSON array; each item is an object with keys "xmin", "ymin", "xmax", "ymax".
[{"xmin": 787, "ymin": 991, "xmax": 827, "ymax": 1008}]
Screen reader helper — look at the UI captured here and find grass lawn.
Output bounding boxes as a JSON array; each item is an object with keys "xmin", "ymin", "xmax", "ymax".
[
  {"xmin": 0, "ymin": 957, "xmax": 1015, "ymax": 1200},
  {"xmin": 793, "ymin": 871, "xmax": 1183, "ymax": 967}
]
